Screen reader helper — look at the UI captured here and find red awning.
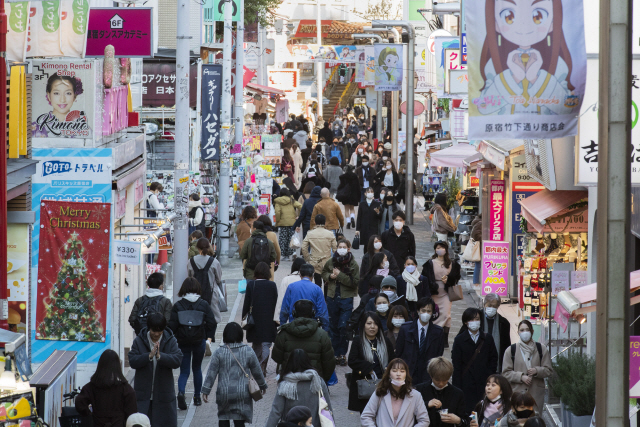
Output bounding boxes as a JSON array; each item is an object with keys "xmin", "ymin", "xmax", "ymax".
[
  {"xmin": 520, "ymin": 189, "xmax": 587, "ymax": 233},
  {"xmin": 245, "ymin": 83, "xmax": 285, "ymax": 96}
]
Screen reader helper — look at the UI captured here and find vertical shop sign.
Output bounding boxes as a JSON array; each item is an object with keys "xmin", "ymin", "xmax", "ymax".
[
  {"xmin": 374, "ymin": 44, "xmax": 403, "ymax": 91},
  {"xmin": 27, "ymin": 1, "xmax": 64, "ymax": 57},
  {"xmin": 490, "ymin": 179, "xmax": 505, "ymax": 241},
  {"xmin": 465, "ymin": 0, "xmax": 587, "ymax": 139},
  {"xmin": 631, "ymin": 337, "xmax": 640, "ymax": 397},
  {"xmin": 7, "ymin": 2, "xmax": 30, "ymax": 62},
  {"xmin": 434, "ymin": 37, "xmax": 459, "ymax": 97},
  {"xmin": 60, "ymin": 0, "xmax": 89, "ymax": 57},
  {"xmin": 355, "ymin": 48, "xmax": 365, "ymax": 83},
  {"xmin": 201, "ymin": 64, "xmax": 223, "ymax": 161},
  {"xmin": 364, "ymin": 46, "xmax": 375, "ymax": 86},
  {"xmin": 482, "ymin": 241, "xmax": 509, "ymax": 296}
]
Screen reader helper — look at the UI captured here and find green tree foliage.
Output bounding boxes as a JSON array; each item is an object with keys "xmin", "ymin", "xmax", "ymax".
[
  {"xmin": 549, "ymin": 351, "xmax": 596, "ymax": 416},
  {"xmin": 245, "ymin": 0, "xmax": 282, "ymax": 26}
]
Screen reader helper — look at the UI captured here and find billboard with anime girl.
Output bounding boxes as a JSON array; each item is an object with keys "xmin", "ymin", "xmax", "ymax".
[
  {"xmin": 374, "ymin": 44, "xmax": 404, "ymax": 91},
  {"xmin": 466, "ymin": 0, "xmax": 586, "ymax": 138}
]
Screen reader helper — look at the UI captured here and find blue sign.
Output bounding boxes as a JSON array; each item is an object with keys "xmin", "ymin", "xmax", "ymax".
[
  {"xmin": 201, "ymin": 64, "xmax": 223, "ymax": 161},
  {"xmin": 512, "ymin": 190, "xmax": 537, "ymax": 235},
  {"xmin": 461, "ymin": 33, "xmax": 467, "ymax": 64},
  {"xmin": 512, "ymin": 234, "xmax": 526, "ymax": 275}
]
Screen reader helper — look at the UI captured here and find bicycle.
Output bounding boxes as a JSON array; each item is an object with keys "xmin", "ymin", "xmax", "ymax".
[{"xmin": 58, "ymin": 389, "xmax": 93, "ymax": 427}]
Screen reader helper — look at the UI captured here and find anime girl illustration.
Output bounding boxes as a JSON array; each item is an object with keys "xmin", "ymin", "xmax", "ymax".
[
  {"xmin": 32, "ymin": 73, "xmax": 89, "ymax": 138},
  {"xmin": 375, "ymin": 47, "xmax": 401, "ymax": 84},
  {"xmin": 476, "ymin": 0, "xmax": 579, "ymax": 115}
]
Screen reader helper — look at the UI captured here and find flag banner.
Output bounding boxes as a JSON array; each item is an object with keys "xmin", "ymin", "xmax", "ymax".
[
  {"xmin": 466, "ymin": 0, "xmax": 587, "ymax": 138},
  {"xmin": 364, "ymin": 46, "xmax": 375, "ymax": 86},
  {"xmin": 201, "ymin": 64, "xmax": 223, "ymax": 161},
  {"xmin": 7, "ymin": 2, "xmax": 30, "ymax": 61},
  {"xmin": 374, "ymin": 44, "xmax": 404, "ymax": 91},
  {"xmin": 27, "ymin": 1, "xmax": 64, "ymax": 57},
  {"xmin": 287, "ymin": 45, "xmax": 360, "ymax": 64},
  {"xmin": 355, "ymin": 48, "xmax": 365, "ymax": 82}
]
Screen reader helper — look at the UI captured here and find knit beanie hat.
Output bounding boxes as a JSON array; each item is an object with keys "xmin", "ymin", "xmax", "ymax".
[
  {"xmin": 381, "ymin": 276, "xmax": 397, "ymax": 289},
  {"xmin": 284, "ymin": 406, "xmax": 313, "ymax": 424}
]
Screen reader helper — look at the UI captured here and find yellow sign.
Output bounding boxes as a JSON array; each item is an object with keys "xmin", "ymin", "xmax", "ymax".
[{"xmin": 179, "ymin": 176, "xmax": 189, "ymax": 184}]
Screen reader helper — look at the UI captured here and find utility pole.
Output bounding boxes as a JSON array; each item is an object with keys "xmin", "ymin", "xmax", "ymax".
[
  {"xmin": 596, "ymin": 0, "xmax": 632, "ymax": 421},
  {"xmin": 218, "ymin": 0, "xmax": 234, "ymax": 263},
  {"xmin": 234, "ymin": 0, "xmax": 244, "ymax": 155},
  {"xmin": 316, "ymin": 0, "xmax": 323, "ymax": 118},
  {"xmin": 258, "ymin": 21, "xmax": 267, "ymax": 85},
  {"xmin": 173, "ymin": 0, "xmax": 191, "ymax": 300},
  {"xmin": 353, "ymin": 33, "xmax": 384, "ymax": 146}
]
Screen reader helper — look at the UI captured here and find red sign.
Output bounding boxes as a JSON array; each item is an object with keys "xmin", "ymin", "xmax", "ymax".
[
  {"xmin": 142, "ymin": 62, "xmax": 198, "ymax": 108},
  {"xmin": 268, "ymin": 70, "xmax": 299, "ymax": 92},
  {"xmin": 36, "ymin": 201, "xmax": 111, "ymax": 342},
  {"xmin": 470, "ymin": 176, "xmax": 479, "ymax": 187},
  {"xmin": 295, "ymin": 20, "xmax": 333, "ymax": 38},
  {"xmin": 86, "ymin": 8, "xmax": 154, "ymax": 57}
]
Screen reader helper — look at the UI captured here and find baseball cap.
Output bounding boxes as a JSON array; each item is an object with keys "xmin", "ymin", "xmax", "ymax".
[{"xmin": 126, "ymin": 413, "xmax": 151, "ymax": 427}]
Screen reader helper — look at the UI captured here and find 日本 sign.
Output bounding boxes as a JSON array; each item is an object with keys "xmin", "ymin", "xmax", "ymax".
[{"xmin": 86, "ymin": 8, "xmax": 154, "ymax": 57}]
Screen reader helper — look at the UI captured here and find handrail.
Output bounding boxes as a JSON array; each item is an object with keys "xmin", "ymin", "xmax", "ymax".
[
  {"xmin": 333, "ymin": 72, "xmax": 358, "ymax": 115},
  {"xmin": 324, "ymin": 66, "xmax": 338, "ymax": 93}
]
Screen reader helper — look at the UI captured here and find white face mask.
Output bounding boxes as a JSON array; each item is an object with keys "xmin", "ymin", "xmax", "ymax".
[
  {"xmin": 383, "ymin": 290, "xmax": 395, "ymax": 298},
  {"xmin": 519, "ymin": 331, "xmax": 532, "ymax": 342},
  {"xmin": 350, "ymin": 139, "xmax": 355, "ymax": 142},
  {"xmin": 391, "ymin": 379, "xmax": 405, "ymax": 387},
  {"xmin": 374, "ymin": 242, "xmax": 383, "ymax": 250},
  {"xmin": 391, "ymin": 318, "xmax": 405, "ymax": 328},
  {"xmin": 405, "ymin": 265, "xmax": 416, "ymax": 274},
  {"xmin": 436, "ymin": 248, "xmax": 446, "ymax": 257},
  {"xmin": 394, "ymin": 221, "xmax": 403, "ymax": 230},
  {"xmin": 376, "ymin": 304, "xmax": 389, "ymax": 313},
  {"xmin": 383, "ymin": 261, "xmax": 390, "ymax": 269},
  {"xmin": 468, "ymin": 320, "xmax": 481, "ymax": 332},
  {"xmin": 386, "ymin": 165, "xmax": 392, "ymax": 170},
  {"xmin": 380, "ymin": 193, "xmax": 386, "ymax": 199},
  {"xmin": 366, "ymin": 193, "xmax": 374, "ymax": 200},
  {"xmin": 419, "ymin": 312, "xmax": 432, "ymax": 323},
  {"xmin": 383, "ymin": 156, "xmax": 388, "ymax": 161},
  {"xmin": 485, "ymin": 307, "xmax": 497, "ymax": 318},
  {"xmin": 358, "ymin": 149, "xmax": 364, "ymax": 153},
  {"xmin": 337, "ymin": 248, "xmax": 348, "ymax": 256}
]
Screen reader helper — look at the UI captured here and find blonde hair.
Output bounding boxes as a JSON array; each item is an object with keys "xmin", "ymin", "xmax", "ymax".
[{"xmin": 427, "ymin": 357, "xmax": 454, "ymax": 382}]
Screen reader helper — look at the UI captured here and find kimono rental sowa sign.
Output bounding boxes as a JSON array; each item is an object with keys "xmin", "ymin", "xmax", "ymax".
[{"xmin": 465, "ymin": 0, "xmax": 587, "ymax": 139}]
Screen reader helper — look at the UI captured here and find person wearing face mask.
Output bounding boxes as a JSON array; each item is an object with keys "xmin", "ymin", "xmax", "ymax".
[
  {"xmin": 321, "ymin": 239, "xmax": 360, "ymax": 366},
  {"xmin": 395, "ymin": 297, "xmax": 445, "ymax": 385},
  {"xmin": 381, "ymin": 211, "xmax": 416, "ymax": 268},
  {"xmin": 146, "ymin": 182, "xmax": 165, "ymax": 218},
  {"xmin": 385, "ymin": 305, "xmax": 411, "ymax": 352},
  {"xmin": 501, "ymin": 321, "xmax": 552, "ymax": 414},
  {"xmin": 375, "ymin": 159, "xmax": 400, "ymax": 195},
  {"xmin": 415, "ymin": 357, "xmax": 467, "ymax": 427},
  {"xmin": 355, "ymin": 155, "xmax": 376, "ymax": 202},
  {"xmin": 377, "ymin": 276, "xmax": 409, "ymax": 309},
  {"xmin": 431, "ymin": 193, "xmax": 456, "ymax": 241},
  {"xmin": 360, "ymin": 358, "xmax": 430, "ymax": 427},
  {"xmin": 368, "ymin": 293, "xmax": 391, "ymax": 331},
  {"xmin": 358, "ymin": 236, "xmax": 401, "ymax": 296},
  {"xmin": 497, "ymin": 392, "xmax": 538, "ymax": 427},
  {"xmin": 469, "ymin": 374, "xmax": 512, "ymax": 427},
  {"xmin": 378, "ymin": 194, "xmax": 400, "ymax": 234},
  {"xmin": 452, "ymin": 308, "xmax": 499, "ymax": 414},
  {"xmin": 336, "ymin": 165, "xmax": 360, "ymax": 229},
  {"xmin": 275, "ymin": 405, "xmax": 314, "ymax": 427},
  {"xmin": 356, "ymin": 188, "xmax": 382, "ymax": 248},
  {"xmin": 422, "ymin": 241, "xmax": 461, "ymax": 348},
  {"xmin": 394, "ymin": 256, "xmax": 435, "ymax": 317}
]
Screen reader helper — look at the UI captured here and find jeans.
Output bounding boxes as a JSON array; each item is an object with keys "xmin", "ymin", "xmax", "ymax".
[
  {"xmin": 178, "ymin": 339, "xmax": 206, "ymax": 397},
  {"xmin": 473, "ymin": 261, "xmax": 481, "ymax": 284},
  {"xmin": 326, "ymin": 295, "xmax": 353, "ymax": 357}
]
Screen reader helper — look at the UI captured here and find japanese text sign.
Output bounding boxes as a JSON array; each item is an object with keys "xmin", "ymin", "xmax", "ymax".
[
  {"xmin": 142, "ymin": 62, "xmax": 197, "ymax": 108},
  {"xmin": 490, "ymin": 179, "xmax": 505, "ymax": 241},
  {"xmin": 631, "ymin": 337, "xmax": 640, "ymax": 397},
  {"xmin": 86, "ymin": 8, "xmax": 153, "ymax": 57},
  {"xmin": 551, "ymin": 270, "xmax": 570, "ymax": 294},
  {"xmin": 374, "ymin": 44, "xmax": 404, "ymax": 91},
  {"xmin": 482, "ymin": 241, "xmax": 509, "ymax": 297},
  {"xmin": 201, "ymin": 64, "xmax": 223, "ymax": 161}
]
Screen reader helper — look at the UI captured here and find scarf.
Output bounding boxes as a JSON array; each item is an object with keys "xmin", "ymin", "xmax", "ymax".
[
  {"xmin": 376, "ymin": 268, "xmax": 389, "ymax": 277},
  {"xmin": 402, "ymin": 269, "xmax": 421, "ymax": 302},
  {"xmin": 484, "ymin": 399, "xmax": 503, "ymax": 419},
  {"xmin": 484, "ymin": 314, "xmax": 501, "ymax": 359},
  {"xmin": 277, "ymin": 370, "xmax": 323, "ymax": 400},
  {"xmin": 332, "ymin": 252, "xmax": 353, "ymax": 273},
  {"xmin": 519, "ymin": 340, "xmax": 537, "ymax": 370}
]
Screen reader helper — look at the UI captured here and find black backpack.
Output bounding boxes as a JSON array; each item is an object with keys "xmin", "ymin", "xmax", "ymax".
[
  {"xmin": 175, "ymin": 300, "xmax": 206, "ymax": 345},
  {"xmin": 190, "ymin": 257, "xmax": 215, "ymax": 304},
  {"xmin": 134, "ymin": 295, "xmax": 163, "ymax": 334},
  {"xmin": 510, "ymin": 343, "xmax": 543, "ymax": 365},
  {"xmin": 246, "ymin": 234, "xmax": 270, "ymax": 269}
]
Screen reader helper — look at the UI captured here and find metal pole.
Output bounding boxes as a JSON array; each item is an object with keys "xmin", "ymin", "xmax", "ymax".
[
  {"xmin": 316, "ymin": 0, "xmax": 323, "ymax": 118},
  {"xmin": 218, "ymin": 0, "xmax": 233, "ymax": 263},
  {"xmin": 258, "ymin": 21, "xmax": 266, "ymax": 86},
  {"xmin": 234, "ymin": 0, "xmax": 244, "ymax": 149},
  {"xmin": 0, "ymin": 0, "xmax": 8, "ymax": 329},
  {"xmin": 173, "ymin": 0, "xmax": 191, "ymax": 300},
  {"xmin": 596, "ymin": 0, "xmax": 632, "ymax": 420}
]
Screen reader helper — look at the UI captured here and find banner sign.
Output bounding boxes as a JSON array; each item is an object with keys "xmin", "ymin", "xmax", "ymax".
[
  {"xmin": 142, "ymin": 62, "xmax": 198, "ymax": 108},
  {"xmin": 268, "ymin": 70, "xmax": 299, "ymax": 92},
  {"xmin": 482, "ymin": 241, "xmax": 509, "ymax": 296},
  {"xmin": 490, "ymin": 179, "xmax": 505, "ymax": 241},
  {"xmin": 7, "ymin": 2, "xmax": 29, "ymax": 62},
  {"xmin": 86, "ymin": 8, "xmax": 153, "ymax": 57},
  {"xmin": 435, "ymin": 37, "xmax": 461, "ymax": 97},
  {"xmin": 294, "ymin": 20, "xmax": 332, "ymax": 38},
  {"xmin": 374, "ymin": 44, "xmax": 404, "ymax": 91},
  {"xmin": 364, "ymin": 46, "xmax": 375, "ymax": 86},
  {"xmin": 36, "ymin": 200, "xmax": 111, "ymax": 343},
  {"xmin": 355, "ymin": 48, "xmax": 365, "ymax": 83},
  {"xmin": 201, "ymin": 64, "xmax": 223, "ymax": 161},
  {"xmin": 287, "ymin": 44, "xmax": 358, "ymax": 64},
  {"xmin": 466, "ymin": 0, "xmax": 587, "ymax": 139},
  {"xmin": 60, "ymin": 0, "xmax": 89, "ymax": 58},
  {"xmin": 8, "ymin": 224, "xmax": 29, "ymax": 338}
]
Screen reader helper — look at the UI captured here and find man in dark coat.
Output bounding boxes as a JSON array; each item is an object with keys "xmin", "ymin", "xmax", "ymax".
[
  {"xmin": 129, "ymin": 313, "xmax": 183, "ymax": 427},
  {"xmin": 271, "ymin": 299, "xmax": 336, "ymax": 382},
  {"xmin": 355, "ymin": 188, "xmax": 382, "ymax": 248},
  {"xmin": 301, "ymin": 140, "xmax": 314, "ymax": 173},
  {"xmin": 355, "ymin": 155, "xmax": 376, "ymax": 202},
  {"xmin": 318, "ymin": 122, "xmax": 334, "ymax": 148},
  {"xmin": 395, "ymin": 297, "xmax": 445, "ymax": 385},
  {"xmin": 380, "ymin": 211, "xmax": 416, "ymax": 265},
  {"xmin": 336, "ymin": 167, "xmax": 361, "ymax": 208},
  {"xmin": 294, "ymin": 186, "xmax": 322, "ymax": 238}
]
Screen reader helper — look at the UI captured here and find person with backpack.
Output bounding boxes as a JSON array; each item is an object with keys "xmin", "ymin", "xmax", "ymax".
[
  {"xmin": 129, "ymin": 273, "xmax": 173, "ymax": 335},
  {"xmin": 324, "ymin": 157, "xmax": 343, "ymax": 198},
  {"xmin": 189, "ymin": 231, "xmax": 203, "ymax": 258},
  {"xmin": 501, "ymin": 320, "xmax": 552, "ymax": 413},
  {"xmin": 329, "ymin": 138, "xmax": 348, "ymax": 167},
  {"xmin": 187, "ymin": 238, "xmax": 223, "ymax": 324},
  {"xmin": 188, "ymin": 194, "xmax": 206, "ymax": 236},
  {"xmin": 274, "ymin": 188, "xmax": 302, "ymax": 261},
  {"xmin": 294, "ymin": 186, "xmax": 322, "ymax": 240},
  {"xmin": 237, "ymin": 206, "xmax": 258, "ymax": 254},
  {"xmin": 240, "ymin": 220, "xmax": 277, "ymax": 280},
  {"xmin": 168, "ymin": 277, "xmax": 217, "ymax": 410}
]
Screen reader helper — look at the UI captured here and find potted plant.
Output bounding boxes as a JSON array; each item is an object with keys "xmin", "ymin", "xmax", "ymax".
[{"xmin": 549, "ymin": 351, "xmax": 595, "ymax": 427}]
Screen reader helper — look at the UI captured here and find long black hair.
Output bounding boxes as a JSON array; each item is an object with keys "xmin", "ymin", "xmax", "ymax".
[
  {"xmin": 367, "ymin": 252, "xmax": 387, "ymax": 278},
  {"xmin": 279, "ymin": 349, "xmax": 317, "ymax": 382},
  {"xmin": 481, "ymin": 374, "xmax": 513, "ymax": 415},
  {"xmin": 91, "ymin": 349, "xmax": 128, "ymax": 388},
  {"xmin": 432, "ymin": 240, "xmax": 452, "ymax": 269},
  {"xmin": 366, "ymin": 235, "xmax": 382, "ymax": 256}
]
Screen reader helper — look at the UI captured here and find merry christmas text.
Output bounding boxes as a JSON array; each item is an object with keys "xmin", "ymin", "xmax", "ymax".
[{"xmin": 49, "ymin": 206, "xmax": 100, "ymax": 229}]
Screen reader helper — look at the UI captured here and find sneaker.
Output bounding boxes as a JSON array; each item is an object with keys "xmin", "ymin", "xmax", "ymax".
[
  {"xmin": 193, "ymin": 396, "xmax": 202, "ymax": 406},
  {"xmin": 178, "ymin": 392, "xmax": 187, "ymax": 410},
  {"xmin": 339, "ymin": 356, "xmax": 347, "ymax": 366}
]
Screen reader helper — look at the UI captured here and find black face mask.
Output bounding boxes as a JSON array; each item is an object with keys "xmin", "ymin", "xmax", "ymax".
[{"xmin": 515, "ymin": 409, "xmax": 534, "ymax": 419}]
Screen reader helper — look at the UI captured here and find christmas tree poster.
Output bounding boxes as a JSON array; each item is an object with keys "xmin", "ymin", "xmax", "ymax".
[{"xmin": 36, "ymin": 200, "xmax": 111, "ymax": 342}]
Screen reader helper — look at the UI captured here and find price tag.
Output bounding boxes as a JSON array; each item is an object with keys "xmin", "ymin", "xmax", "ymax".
[{"xmin": 113, "ymin": 240, "xmax": 143, "ymax": 265}]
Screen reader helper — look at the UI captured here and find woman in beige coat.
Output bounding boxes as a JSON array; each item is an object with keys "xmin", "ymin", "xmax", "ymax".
[
  {"xmin": 292, "ymin": 143, "xmax": 304, "ymax": 185},
  {"xmin": 258, "ymin": 215, "xmax": 281, "ymax": 280},
  {"xmin": 501, "ymin": 320, "xmax": 553, "ymax": 413}
]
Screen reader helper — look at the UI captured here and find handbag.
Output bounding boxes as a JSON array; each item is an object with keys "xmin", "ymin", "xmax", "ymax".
[
  {"xmin": 462, "ymin": 238, "xmax": 481, "ymax": 262},
  {"xmin": 356, "ymin": 372, "xmax": 380, "ymax": 400},
  {"xmin": 447, "ymin": 284, "xmax": 464, "ymax": 302},
  {"xmin": 318, "ymin": 389, "xmax": 335, "ymax": 427},
  {"xmin": 217, "ymin": 284, "xmax": 228, "ymax": 312},
  {"xmin": 226, "ymin": 345, "xmax": 263, "ymax": 401},
  {"xmin": 241, "ymin": 281, "xmax": 255, "ymax": 330},
  {"xmin": 352, "ymin": 234, "xmax": 360, "ymax": 250}
]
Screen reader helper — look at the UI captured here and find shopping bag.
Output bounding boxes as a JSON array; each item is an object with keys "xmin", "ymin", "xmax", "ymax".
[
  {"xmin": 290, "ymin": 233, "xmax": 301, "ymax": 249},
  {"xmin": 318, "ymin": 389, "xmax": 335, "ymax": 427},
  {"xmin": 238, "ymin": 279, "xmax": 247, "ymax": 294}
]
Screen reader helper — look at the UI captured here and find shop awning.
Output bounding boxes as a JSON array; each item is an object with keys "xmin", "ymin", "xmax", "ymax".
[
  {"xmin": 429, "ymin": 143, "xmax": 478, "ymax": 168},
  {"xmin": 462, "ymin": 152, "xmax": 484, "ymax": 167},
  {"xmin": 520, "ymin": 189, "xmax": 588, "ymax": 233},
  {"xmin": 245, "ymin": 83, "xmax": 285, "ymax": 96},
  {"xmin": 477, "ymin": 139, "xmax": 525, "ymax": 170},
  {"xmin": 424, "ymin": 139, "xmax": 453, "ymax": 148}
]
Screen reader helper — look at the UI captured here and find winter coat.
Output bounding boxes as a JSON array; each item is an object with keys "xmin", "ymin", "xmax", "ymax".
[
  {"xmin": 236, "ymin": 219, "xmax": 253, "ymax": 252},
  {"xmin": 301, "ymin": 147, "xmax": 314, "ymax": 172},
  {"xmin": 498, "ymin": 410, "xmax": 540, "ymax": 427},
  {"xmin": 75, "ymin": 381, "xmax": 137, "ymax": 427},
  {"xmin": 202, "ymin": 343, "xmax": 267, "ymax": 422},
  {"xmin": 459, "ymin": 312, "xmax": 512, "ymax": 371},
  {"xmin": 318, "ymin": 125, "xmax": 334, "ymax": 145},
  {"xmin": 292, "ymin": 149, "xmax": 304, "ymax": 185},
  {"xmin": 128, "ymin": 329, "xmax": 183, "ymax": 427},
  {"xmin": 272, "ymin": 317, "xmax": 336, "ymax": 382},
  {"xmin": 451, "ymin": 331, "xmax": 499, "ymax": 413},
  {"xmin": 128, "ymin": 289, "xmax": 173, "ymax": 330},
  {"xmin": 311, "ymin": 198, "xmax": 345, "ymax": 230},
  {"xmin": 321, "ymin": 256, "xmax": 360, "ymax": 299},
  {"xmin": 347, "ymin": 335, "xmax": 394, "ymax": 412},
  {"xmin": 381, "ymin": 226, "xmax": 416, "ymax": 266},
  {"xmin": 394, "ymin": 274, "xmax": 432, "ymax": 316},
  {"xmin": 358, "ymin": 250, "xmax": 401, "ymax": 296},
  {"xmin": 394, "ymin": 319, "xmax": 445, "ymax": 385},
  {"xmin": 378, "ymin": 202, "xmax": 401, "ymax": 235},
  {"xmin": 292, "ymin": 130, "xmax": 308, "ymax": 148},
  {"xmin": 301, "ymin": 225, "xmax": 337, "ymax": 274},
  {"xmin": 276, "ymin": 272, "xmax": 300, "ymax": 322},
  {"xmin": 240, "ymin": 230, "xmax": 277, "ymax": 280},
  {"xmin": 328, "ymin": 143, "xmax": 349, "ymax": 166},
  {"xmin": 360, "ymin": 389, "xmax": 430, "ymax": 427},
  {"xmin": 422, "ymin": 259, "xmax": 462, "ymax": 295},
  {"xmin": 281, "ymin": 158, "xmax": 295, "ymax": 181},
  {"xmin": 356, "ymin": 200, "xmax": 382, "ymax": 249},
  {"xmin": 431, "ymin": 204, "xmax": 456, "ymax": 234},
  {"xmin": 242, "ymin": 279, "xmax": 278, "ymax": 343},
  {"xmin": 187, "ymin": 254, "xmax": 222, "ymax": 323},
  {"xmin": 336, "ymin": 171, "xmax": 361, "ymax": 206},
  {"xmin": 168, "ymin": 296, "xmax": 218, "ymax": 343},
  {"xmin": 274, "ymin": 196, "xmax": 302, "ymax": 227},
  {"xmin": 293, "ymin": 186, "xmax": 322, "ymax": 230},
  {"xmin": 355, "ymin": 165, "xmax": 376, "ymax": 189},
  {"xmin": 502, "ymin": 342, "xmax": 553, "ymax": 413},
  {"xmin": 324, "ymin": 165, "xmax": 343, "ymax": 192},
  {"xmin": 376, "ymin": 169, "xmax": 400, "ymax": 194},
  {"xmin": 415, "ymin": 382, "xmax": 468, "ymax": 427},
  {"xmin": 279, "ymin": 278, "xmax": 330, "ymax": 330},
  {"xmin": 265, "ymin": 370, "xmax": 333, "ymax": 427}
]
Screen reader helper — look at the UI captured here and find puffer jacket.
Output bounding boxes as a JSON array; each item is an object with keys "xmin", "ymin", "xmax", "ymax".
[
  {"xmin": 321, "ymin": 256, "xmax": 360, "ymax": 299},
  {"xmin": 431, "ymin": 204, "xmax": 456, "ymax": 234},
  {"xmin": 301, "ymin": 225, "xmax": 337, "ymax": 274},
  {"xmin": 274, "ymin": 196, "xmax": 302, "ymax": 227},
  {"xmin": 271, "ymin": 317, "xmax": 336, "ymax": 382},
  {"xmin": 310, "ymin": 198, "xmax": 344, "ymax": 230}
]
